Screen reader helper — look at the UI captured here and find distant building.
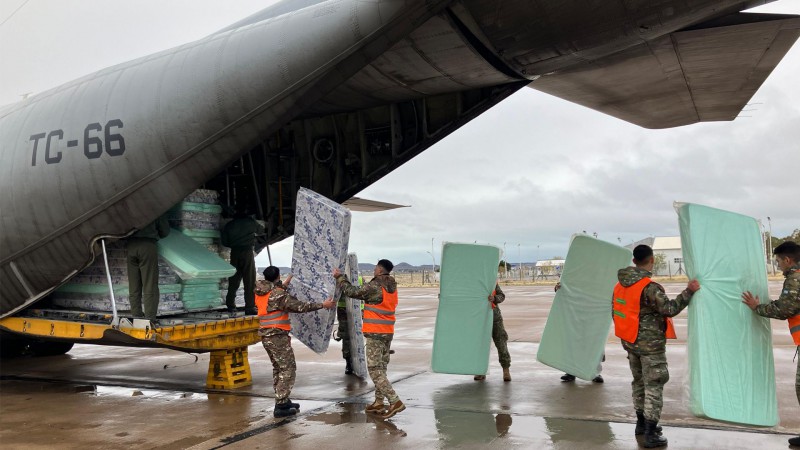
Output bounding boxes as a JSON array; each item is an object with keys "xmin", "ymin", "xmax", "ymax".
[
  {"xmin": 626, "ymin": 236, "xmax": 683, "ymax": 277},
  {"xmin": 535, "ymin": 259, "xmax": 565, "ymax": 279}
]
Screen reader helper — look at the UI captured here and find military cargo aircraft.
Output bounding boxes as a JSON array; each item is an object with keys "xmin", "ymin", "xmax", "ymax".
[{"xmin": 2, "ymin": 0, "xmax": 799, "ymax": 321}]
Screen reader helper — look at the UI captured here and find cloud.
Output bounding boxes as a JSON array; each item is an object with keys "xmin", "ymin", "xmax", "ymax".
[{"xmin": 353, "ymin": 37, "xmax": 800, "ymax": 264}]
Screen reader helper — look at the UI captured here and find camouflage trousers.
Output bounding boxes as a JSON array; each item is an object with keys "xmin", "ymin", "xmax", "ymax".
[
  {"xmin": 366, "ymin": 334, "xmax": 399, "ymax": 404},
  {"xmin": 627, "ymin": 350, "xmax": 669, "ymax": 421},
  {"xmin": 226, "ymin": 248, "xmax": 256, "ymax": 311},
  {"xmin": 126, "ymin": 238, "xmax": 160, "ymax": 320},
  {"xmin": 796, "ymin": 346, "xmax": 799, "ymax": 406},
  {"xmin": 492, "ymin": 307, "xmax": 511, "ymax": 368},
  {"xmin": 262, "ymin": 333, "xmax": 296, "ymax": 405},
  {"xmin": 336, "ymin": 306, "xmax": 351, "ymax": 360}
]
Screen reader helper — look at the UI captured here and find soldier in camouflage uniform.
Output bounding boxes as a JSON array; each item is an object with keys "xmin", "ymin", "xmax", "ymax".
[
  {"xmin": 336, "ymin": 292, "xmax": 354, "ymax": 374},
  {"xmin": 334, "ymin": 259, "xmax": 405, "ymax": 419},
  {"xmin": 257, "ymin": 266, "xmax": 335, "ymax": 418},
  {"xmin": 221, "ymin": 205, "xmax": 265, "ymax": 316},
  {"xmin": 614, "ymin": 245, "xmax": 700, "ymax": 448},
  {"xmin": 742, "ymin": 241, "xmax": 800, "ymax": 447},
  {"xmin": 475, "ymin": 283, "xmax": 512, "ymax": 382},
  {"xmin": 126, "ymin": 215, "xmax": 170, "ymax": 321}
]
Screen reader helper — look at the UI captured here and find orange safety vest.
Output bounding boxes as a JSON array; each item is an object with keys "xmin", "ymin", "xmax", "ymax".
[
  {"xmin": 256, "ymin": 291, "xmax": 290, "ymax": 331},
  {"xmin": 362, "ymin": 288, "xmax": 398, "ymax": 334},
  {"xmin": 612, "ymin": 277, "xmax": 676, "ymax": 344},
  {"xmin": 788, "ymin": 269, "xmax": 800, "ymax": 346}
]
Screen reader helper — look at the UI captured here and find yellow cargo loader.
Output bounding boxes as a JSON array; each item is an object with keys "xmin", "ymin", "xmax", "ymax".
[{"xmin": 0, "ymin": 309, "xmax": 261, "ymax": 390}]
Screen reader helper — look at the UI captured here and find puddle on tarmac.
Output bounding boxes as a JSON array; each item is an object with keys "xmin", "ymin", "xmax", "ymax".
[
  {"xmin": 343, "ymin": 379, "xmax": 369, "ymax": 392},
  {"xmin": 302, "ymin": 403, "xmax": 638, "ymax": 449},
  {"xmin": 0, "ymin": 380, "xmax": 97, "ymax": 394},
  {"xmin": 305, "ymin": 402, "xmax": 407, "ymax": 436},
  {"xmin": 92, "ymin": 385, "xmax": 209, "ymax": 400},
  {"xmin": 0, "ymin": 380, "xmax": 259, "ymax": 403}
]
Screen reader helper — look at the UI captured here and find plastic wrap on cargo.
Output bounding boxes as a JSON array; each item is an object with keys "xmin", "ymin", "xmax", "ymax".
[
  {"xmin": 536, "ymin": 235, "xmax": 632, "ymax": 380},
  {"xmin": 288, "ymin": 188, "xmax": 351, "ymax": 353},
  {"xmin": 178, "ymin": 228, "xmax": 220, "ymax": 240},
  {"xmin": 171, "ymin": 202, "xmax": 223, "ymax": 214},
  {"xmin": 55, "ymin": 283, "xmax": 182, "ymax": 296},
  {"xmin": 676, "ymin": 202, "xmax": 777, "ymax": 426},
  {"xmin": 345, "ymin": 253, "xmax": 368, "ymax": 378},
  {"xmin": 157, "ymin": 229, "xmax": 235, "ymax": 279},
  {"xmin": 183, "ymin": 189, "xmax": 220, "ymax": 204},
  {"xmin": 432, "ymin": 243, "xmax": 500, "ymax": 375},
  {"xmin": 52, "ymin": 297, "xmax": 185, "ymax": 314}
]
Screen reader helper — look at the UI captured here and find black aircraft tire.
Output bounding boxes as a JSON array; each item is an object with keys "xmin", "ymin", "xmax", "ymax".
[
  {"xmin": 28, "ymin": 341, "xmax": 74, "ymax": 356},
  {"xmin": 0, "ymin": 338, "xmax": 27, "ymax": 359}
]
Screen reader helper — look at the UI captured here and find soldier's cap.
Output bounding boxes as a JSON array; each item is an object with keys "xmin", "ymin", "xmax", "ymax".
[{"xmin": 377, "ymin": 259, "xmax": 394, "ymax": 273}]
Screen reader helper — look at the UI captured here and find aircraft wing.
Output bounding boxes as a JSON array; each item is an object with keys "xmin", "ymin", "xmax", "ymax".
[
  {"xmin": 342, "ymin": 197, "xmax": 409, "ymax": 212},
  {"xmin": 530, "ymin": 13, "xmax": 800, "ymax": 129}
]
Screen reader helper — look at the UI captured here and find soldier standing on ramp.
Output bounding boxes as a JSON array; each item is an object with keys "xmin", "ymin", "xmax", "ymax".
[
  {"xmin": 222, "ymin": 205, "xmax": 265, "ymax": 316},
  {"xmin": 257, "ymin": 266, "xmax": 335, "ymax": 418},
  {"xmin": 742, "ymin": 241, "xmax": 800, "ymax": 448},
  {"xmin": 334, "ymin": 259, "xmax": 405, "ymax": 418},
  {"xmin": 126, "ymin": 215, "xmax": 170, "ymax": 321},
  {"xmin": 613, "ymin": 245, "xmax": 700, "ymax": 448}
]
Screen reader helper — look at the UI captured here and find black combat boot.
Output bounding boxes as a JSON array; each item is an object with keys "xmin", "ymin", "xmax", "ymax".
[
  {"xmin": 635, "ymin": 410, "xmax": 662, "ymax": 435},
  {"xmin": 345, "ymin": 358, "xmax": 353, "ymax": 375},
  {"xmin": 285, "ymin": 398, "xmax": 300, "ymax": 410},
  {"xmin": 273, "ymin": 402, "xmax": 298, "ymax": 418},
  {"xmin": 643, "ymin": 420, "xmax": 667, "ymax": 448},
  {"xmin": 788, "ymin": 435, "xmax": 800, "ymax": 447}
]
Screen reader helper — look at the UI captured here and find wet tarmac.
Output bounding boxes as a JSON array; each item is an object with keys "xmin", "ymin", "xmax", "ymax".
[{"xmin": 1, "ymin": 284, "xmax": 798, "ymax": 449}]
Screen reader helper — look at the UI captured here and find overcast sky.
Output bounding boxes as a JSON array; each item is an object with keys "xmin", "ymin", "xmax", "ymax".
[{"xmin": 1, "ymin": 1, "xmax": 798, "ymax": 268}]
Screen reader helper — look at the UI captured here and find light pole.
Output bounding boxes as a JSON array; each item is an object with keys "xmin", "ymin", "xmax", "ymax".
[
  {"xmin": 431, "ymin": 238, "xmax": 436, "ymax": 268},
  {"xmin": 767, "ymin": 217, "xmax": 775, "ymax": 275},
  {"xmin": 426, "ymin": 251, "xmax": 436, "ymax": 283},
  {"xmin": 503, "ymin": 242, "xmax": 508, "ymax": 279}
]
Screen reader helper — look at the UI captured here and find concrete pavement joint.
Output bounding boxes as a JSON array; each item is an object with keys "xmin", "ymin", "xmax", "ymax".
[{"xmin": 207, "ymin": 403, "xmax": 334, "ymax": 449}]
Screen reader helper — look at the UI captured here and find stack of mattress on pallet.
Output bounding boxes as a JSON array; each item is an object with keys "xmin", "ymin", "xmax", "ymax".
[
  {"xmin": 50, "ymin": 241, "xmax": 186, "ymax": 314},
  {"xmin": 169, "ymin": 191, "xmax": 223, "ymax": 247},
  {"xmin": 51, "ymin": 189, "xmax": 236, "ymax": 316},
  {"xmin": 162, "ymin": 189, "xmax": 234, "ymax": 311}
]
